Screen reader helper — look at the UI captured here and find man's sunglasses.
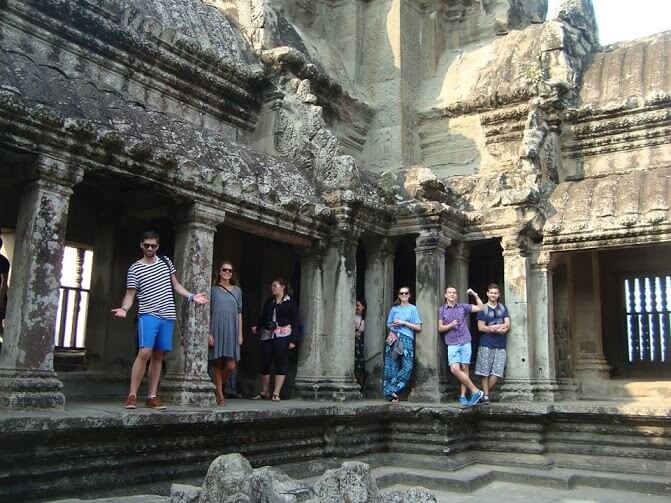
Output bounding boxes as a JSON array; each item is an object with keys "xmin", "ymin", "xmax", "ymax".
[{"xmin": 142, "ymin": 243, "xmax": 158, "ymax": 249}]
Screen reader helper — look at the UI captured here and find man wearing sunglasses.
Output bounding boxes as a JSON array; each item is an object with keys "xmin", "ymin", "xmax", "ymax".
[{"xmin": 112, "ymin": 230, "xmax": 208, "ymax": 409}]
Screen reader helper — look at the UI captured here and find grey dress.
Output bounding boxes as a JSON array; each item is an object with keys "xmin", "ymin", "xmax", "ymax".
[{"xmin": 209, "ymin": 285, "xmax": 242, "ymax": 361}]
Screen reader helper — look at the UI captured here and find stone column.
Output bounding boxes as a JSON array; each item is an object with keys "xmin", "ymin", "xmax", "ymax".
[
  {"xmin": 411, "ymin": 230, "xmax": 450, "ymax": 402},
  {"xmin": 499, "ymin": 236, "xmax": 536, "ymax": 401},
  {"xmin": 571, "ymin": 251, "xmax": 610, "ymax": 397},
  {"xmin": 363, "ymin": 237, "xmax": 396, "ymax": 398},
  {"xmin": 446, "ymin": 241, "xmax": 469, "ymax": 294},
  {"xmin": 161, "ymin": 202, "xmax": 225, "ymax": 407},
  {"xmin": 0, "ymin": 157, "xmax": 82, "ymax": 409},
  {"xmin": 295, "ymin": 233, "xmax": 361, "ymax": 400},
  {"xmin": 528, "ymin": 249, "xmax": 560, "ymax": 401},
  {"xmin": 295, "ymin": 245, "xmax": 325, "ymax": 395}
]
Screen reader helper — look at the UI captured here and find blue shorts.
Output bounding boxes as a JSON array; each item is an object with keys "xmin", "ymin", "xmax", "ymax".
[
  {"xmin": 138, "ymin": 314, "xmax": 174, "ymax": 352},
  {"xmin": 447, "ymin": 342, "xmax": 472, "ymax": 365}
]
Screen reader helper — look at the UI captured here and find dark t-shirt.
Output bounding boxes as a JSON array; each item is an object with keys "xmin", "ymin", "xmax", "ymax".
[
  {"xmin": 477, "ymin": 303, "xmax": 509, "ymax": 349},
  {"xmin": 0, "ymin": 255, "xmax": 9, "ymax": 275},
  {"xmin": 0, "ymin": 254, "xmax": 9, "ymax": 318}
]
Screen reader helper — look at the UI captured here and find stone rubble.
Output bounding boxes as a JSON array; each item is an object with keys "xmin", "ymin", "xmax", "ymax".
[{"xmin": 169, "ymin": 454, "xmax": 436, "ymax": 503}]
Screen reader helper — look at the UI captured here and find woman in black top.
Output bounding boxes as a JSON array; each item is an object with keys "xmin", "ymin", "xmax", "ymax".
[{"xmin": 251, "ymin": 277, "xmax": 300, "ymax": 402}]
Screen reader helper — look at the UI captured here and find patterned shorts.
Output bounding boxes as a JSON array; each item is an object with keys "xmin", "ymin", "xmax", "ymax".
[{"xmin": 475, "ymin": 347, "xmax": 506, "ymax": 378}]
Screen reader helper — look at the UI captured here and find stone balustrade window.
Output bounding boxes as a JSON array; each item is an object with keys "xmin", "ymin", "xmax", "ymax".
[
  {"xmin": 55, "ymin": 246, "xmax": 93, "ymax": 349},
  {"xmin": 624, "ymin": 275, "xmax": 671, "ymax": 364}
]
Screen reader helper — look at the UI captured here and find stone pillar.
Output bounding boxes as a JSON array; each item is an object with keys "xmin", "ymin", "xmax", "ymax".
[
  {"xmin": 362, "ymin": 237, "xmax": 396, "ymax": 398},
  {"xmin": 295, "ymin": 233, "xmax": 361, "ymax": 400},
  {"xmin": 446, "ymin": 241, "xmax": 469, "ymax": 294},
  {"xmin": 161, "ymin": 202, "xmax": 224, "ymax": 407},
  {"xmin": 295, "ymin": 246, "xmax": 325, "ymax": 395},
  {"xmin": 411, "ymin": 230, "xmax": 450, "ymax": 402},
  {"xmin": 571, "ymin": 251, "xmax": 610, "ymax": 397},
  {"xmin": 0, "ymin": 157, "xmax": 82, "ymax": 409},
  {"xmin": 528, "ymin": 249, "xmax": 560, "ymax": 401},
  {"xmin": 499, "ymin": 236, "xmax": 535, "ymax": 401}
]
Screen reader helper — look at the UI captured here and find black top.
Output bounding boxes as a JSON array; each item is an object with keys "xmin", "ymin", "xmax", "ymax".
[
  {"xmin": 0, "ymin": 255, "xmax": 9, "ymax": 275},
  {"xmin": 259, "ymin": 296, "xmax": 300, "ymax": 342}
]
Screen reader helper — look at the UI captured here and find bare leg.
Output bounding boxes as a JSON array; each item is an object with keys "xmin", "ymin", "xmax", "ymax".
[
  {"xmin": 487, "ymin": 375, "xmax": 499, "ymax": 394},
  {"xmin": 129, "ymin": 348, "xmax": 152, "ymax": 396},
  {"xmin": 449, "ymin": 363, "xmax": 479, "ymax": 394},
  {"xmin": 220, "ymin": 359, "xmax": 237, "ymax": 388},
  {"xmin": 212, "ymin": 360, "xmax": 224, "ymax": 400},
  {"xmin": 260, "ymin": 374, "xmax": 271, "ymax": 395},
  {"xmin": 147, "ymin": 350, "xmax": 164, "ymax": 397},
  {"xmin": 273, "ymin": 374, "xmax": 285, "ymax": 397}
]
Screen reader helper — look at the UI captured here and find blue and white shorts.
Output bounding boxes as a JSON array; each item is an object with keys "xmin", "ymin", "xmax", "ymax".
[{"xmin": 475, "ymin": 347, "xmax": 506, "ymax": 378}]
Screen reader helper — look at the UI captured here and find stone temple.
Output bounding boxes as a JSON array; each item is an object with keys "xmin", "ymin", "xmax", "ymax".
[{"xmin": 0, "ymin": 0, "xmax": 669, "ymax": 500}]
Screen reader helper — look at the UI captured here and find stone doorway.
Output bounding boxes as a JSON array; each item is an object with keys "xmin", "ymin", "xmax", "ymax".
[{"xmin": 212, "ymin": 224, "xmax": 302, "ymax": 398}]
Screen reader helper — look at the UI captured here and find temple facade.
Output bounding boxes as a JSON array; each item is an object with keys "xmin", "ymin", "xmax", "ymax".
[{"xmin": 0, "ymin": 0, "xmax": 669, "ymax": 410}]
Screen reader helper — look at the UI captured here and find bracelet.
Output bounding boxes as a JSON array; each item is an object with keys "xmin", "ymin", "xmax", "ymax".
[
  {"xmin": 121, "ymin": 307, "xmax": 128, "ymax": 312},
  {"xmin": 187, "ymin": 293, "xmax": 194, "ymax": 303}
]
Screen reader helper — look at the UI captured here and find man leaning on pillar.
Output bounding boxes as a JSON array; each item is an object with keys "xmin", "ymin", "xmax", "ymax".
[{"xmin": 111, "ymin": 230, "xmax": 208, "ymax": 410}]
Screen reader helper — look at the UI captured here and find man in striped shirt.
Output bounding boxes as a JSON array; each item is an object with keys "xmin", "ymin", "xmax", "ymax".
[{"xmin": 112, "ymin": 231, "xmax": 208, "ymax": 409}]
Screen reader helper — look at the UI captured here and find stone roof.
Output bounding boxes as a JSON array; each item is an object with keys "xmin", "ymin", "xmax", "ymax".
[
  {"xmin": 543, "ymin": 167, "xmax": 671, "ymax": 248},
  {"xmin": 0, "ymin": 30, "xmax": 322, "ymax": 207},
  {"xmin": 579, "ymin": 31, "xmax": 671, "ymax": 107},
  {"xmin": 110, "ymin": 0, "xmax": 255, "ymax": 67}
]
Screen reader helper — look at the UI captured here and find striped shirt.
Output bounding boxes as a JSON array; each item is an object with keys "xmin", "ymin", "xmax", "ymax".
[{"xmin": 127, "ymin": 257, "xmax": 176, "ymax": 320}]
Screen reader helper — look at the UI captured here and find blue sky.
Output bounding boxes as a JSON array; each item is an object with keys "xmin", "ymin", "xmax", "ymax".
[{"xmin": 547, "ymin": 0, "xmax": 671, "ymax": 45}]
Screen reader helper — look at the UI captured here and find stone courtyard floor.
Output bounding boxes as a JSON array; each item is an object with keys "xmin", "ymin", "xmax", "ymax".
[
  {"xmin": 5, "ymin": 398, "xmax": 669, "ymax": 503},
  {"xmin": 388, "ymin": 481, "xmax": 671, "ymax": 503}
]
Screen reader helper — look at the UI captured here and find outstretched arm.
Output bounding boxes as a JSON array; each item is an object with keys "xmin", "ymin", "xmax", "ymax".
[
  {"xmin": 111, "ymin": 289, "xmax": 136, "ymax": 317},
  {"xmin": 171, "ymin": 274, "xmax": 208, "ymax": 304}
]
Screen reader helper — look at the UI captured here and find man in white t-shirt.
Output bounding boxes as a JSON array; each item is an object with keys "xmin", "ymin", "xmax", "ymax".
[{"xmin": 112, "ymin": 231, "xmax": 207, "ymax": 409}]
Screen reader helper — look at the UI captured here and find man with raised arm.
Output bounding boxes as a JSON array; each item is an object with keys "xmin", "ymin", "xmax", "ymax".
[
  {"xmin": 438, "ymin": 286, "xmax": 485, "ymax": 407},
  {"xmin": 112, "ymin": 230, "xmax": 208, "ymax": 410}
]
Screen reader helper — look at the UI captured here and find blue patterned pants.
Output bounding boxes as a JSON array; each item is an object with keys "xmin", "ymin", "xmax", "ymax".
[{"xmin": 383, "ymin": 334, "xmax": 414, "ymax": 398}]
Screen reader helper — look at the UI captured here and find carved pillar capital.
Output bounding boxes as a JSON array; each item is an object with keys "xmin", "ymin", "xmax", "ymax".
[
  {"xmin": 415, "ymin": 229, "xmax": 451, "ymax": 255},
  {"xmin": 35, "ymin": 155, "xmax": 84, "ymax": 190},
  {"xmin": 171, "ymin": 201, "xmax": 225, "ymax": 231},
  {"xmin": 500, "ymin": 233, "xmax": 530, "ymax": 257},
  {"xmin": 362, "ymin": 235, "xmax": 397, "ymax": 260}
]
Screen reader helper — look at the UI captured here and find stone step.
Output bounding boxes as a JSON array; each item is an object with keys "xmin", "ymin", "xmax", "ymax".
[{"xmin": 370, "ymin": 463, "xmax": 671, "ymax": 496}]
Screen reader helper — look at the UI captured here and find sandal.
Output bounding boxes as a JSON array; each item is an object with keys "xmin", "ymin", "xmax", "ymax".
[
  {"xmin": 271, "ymin": 394, "xmax": 281, "ymax": 402},
  {"xmin": 252, "ymin": 392, "xmax": 270, "ymax": 400},
  {"xmin": 215, "ymin": 391, "xmax": 226, "ymax": 406}
]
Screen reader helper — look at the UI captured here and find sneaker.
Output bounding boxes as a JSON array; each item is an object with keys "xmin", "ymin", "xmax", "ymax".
[
  {"xmin": 481, "ymin": 395, "xmax": 490, "ymax": 405},
  {"xmin": 466, "ymin": 390, "xmax": 484, "ymax": 407},
  {"xmin": 146, "ymin": 396, "xmax": 167, "ymax": 410},
  {"xmin": 124, "ymin": 395, "xmax": 137, "ymax": 409},
  {"xmin": 458, "ymin": 396, "xmax": 469, "ymax": 406}
]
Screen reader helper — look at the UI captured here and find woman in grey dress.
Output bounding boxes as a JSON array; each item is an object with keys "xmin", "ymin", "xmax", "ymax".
[{"xmin": 209, "ymin": 260, "xmax": 243, "ymax": 406}]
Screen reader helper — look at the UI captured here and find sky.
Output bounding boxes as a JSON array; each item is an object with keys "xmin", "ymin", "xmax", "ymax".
[{"xmin": 547, "ymin": 0, "xmax": 671, "ymax": 45}]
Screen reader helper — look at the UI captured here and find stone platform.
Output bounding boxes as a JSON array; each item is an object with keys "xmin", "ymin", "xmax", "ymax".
[{"xmin": 1, "ymin": 398, "xmax": 670, "ymax": 501}]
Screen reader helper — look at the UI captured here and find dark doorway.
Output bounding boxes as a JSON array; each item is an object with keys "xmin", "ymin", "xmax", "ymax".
[
  {"xmin": 468, "ymin": 239, "xmax": 504, "ymax": 357},
  {"xmin": 394, "ymin": 235, "xmax": 416, "ymax": 300}
]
